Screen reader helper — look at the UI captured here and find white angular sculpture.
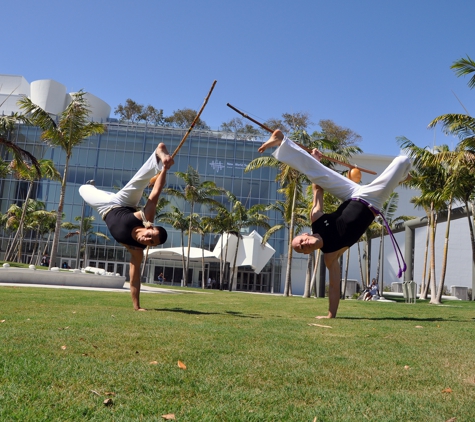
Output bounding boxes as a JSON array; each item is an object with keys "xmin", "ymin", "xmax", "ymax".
[{"xmin": 213, "ymin": 231, "xmax": 275, "ymax": 274}]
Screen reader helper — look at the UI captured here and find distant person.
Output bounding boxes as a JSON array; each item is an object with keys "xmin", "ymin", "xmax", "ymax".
[
  {"xmin": 207, "ymin": 277, "xmax": 212, "ymax": 289},
  {"xmin": 79, "ymin": 143, "xmax": 174, "ymax": 311},
  {"xmin": 157, "ymin": 272, "xmax": 165, "ymax": 283},
  {"xmin": 364, "ymin": 278, "xmax": 379, "ymax": 301},
  {"xmin": 40, "ymin": 254, "xmax": 50, "ymax": 267}
]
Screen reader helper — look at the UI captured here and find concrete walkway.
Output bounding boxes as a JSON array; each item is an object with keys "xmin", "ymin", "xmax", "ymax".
[
  {"xmin": 0, "ymin": 266, "xmax": 197, "ymax": 295},
  {"xmin": 0, "ymin": 280, "xmax": 195, "ymax": 294}
]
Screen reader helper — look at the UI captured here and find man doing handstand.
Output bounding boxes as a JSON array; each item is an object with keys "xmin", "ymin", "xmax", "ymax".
[
  {"xmin": 79, "ymin": 143, "xmax": 174, "ymax": 311},
  {"xmin": 259, "ymin": 130, "xmax": 411, "ymax": 319}
]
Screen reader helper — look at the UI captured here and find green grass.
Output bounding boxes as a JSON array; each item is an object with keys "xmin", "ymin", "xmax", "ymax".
[{"xmin": 1, "ymin": 285, "xmax": 474, "ymax": 421}]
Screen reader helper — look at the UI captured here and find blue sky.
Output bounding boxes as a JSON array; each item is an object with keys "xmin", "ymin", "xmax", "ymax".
[{"xmin": 4, "ymin": 0, "xmax": 475, "ymax": 156}]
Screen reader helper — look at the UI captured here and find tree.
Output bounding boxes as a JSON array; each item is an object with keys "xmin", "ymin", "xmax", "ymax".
[
  {"xmin": 114, "ymin": 99, "xmax": 165, "ymax": 125},
  {"xmin": 222, "ymin": 192, "xmax": 270, "ymax": 291},
  {"xmin": 164, "ymin": 108, "xmax": 209, "ymax": 130},
  {"xmin": 427, "ymin": 55, "xmax": 475, "ymax": 300},
  {"xmin": 189, "ymin": 214, "xmax": 216, "ymax": 289},
  {"xmin": 160, "ymin": 206, "xmax": 189, "ymax": 286},
  {"xmin": 220, "ymin": 117, "xmax": 263, "ymax": 140},
  {"xmin": 246, "ymin": 146, "xmax": 306, "ymax": 296},
  {"xmin": 29, "ymin": 208, "xmax": 57, "ymax": 265},
  {"xmin": 5, "ymin": 159, "xmax": 61, "ymax": 262},
  {"xmin": 264, "ymin": 111, "xmax": 313, "ymax": 134},
  {"xmin": 63, "ymin": 216, "xmax": 109, "ymax": 267},
  {"xmin": 316, "ymin": 119, "xmax": 362, "ymax": 148},
  {"xmin": 398, "ymin": 137, "xmax": 450, "ymax": 304},
  {"xmin": 165, "ymin": 166, "xmax": 224, "ymax": 286},
  {"xmin": 18, "ymin": 90, "xmax": 106, "ymax": 269},
  {"xmin": 0, "ymin": 114, "xmax": 41, "ymax": 184}
]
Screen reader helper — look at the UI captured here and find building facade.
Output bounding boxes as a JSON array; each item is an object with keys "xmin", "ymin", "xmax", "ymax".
[
  {"xmin": 1, "ymin": 74, "xmax": 473, "ymax": 296},
  {"xmin": 0, "ymin": 75, "xmax": 286, "ymax": 292}
]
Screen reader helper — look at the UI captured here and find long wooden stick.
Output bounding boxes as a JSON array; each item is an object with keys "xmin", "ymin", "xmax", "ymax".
[
  {"xmin": 226, "ymin": 103, "xmax": 377, "ymax": 175},
  {"xmin": 171, "ymin": 80, "xmax": 217, "ymax": 159}
]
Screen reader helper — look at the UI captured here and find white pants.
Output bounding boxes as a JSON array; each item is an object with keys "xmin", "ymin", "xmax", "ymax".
[
  {"xmin": 79, "ymin": 152, "xmax": 162, "ymax": 217},
  {"xmin": 273, "ymin": 137, "xmax": 411, "ymax": 211}
]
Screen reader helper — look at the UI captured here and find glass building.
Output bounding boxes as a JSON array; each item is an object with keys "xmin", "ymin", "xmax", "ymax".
[{"xmin": 0, "ymin": 120, "xmax": 286, "ymax": 293}]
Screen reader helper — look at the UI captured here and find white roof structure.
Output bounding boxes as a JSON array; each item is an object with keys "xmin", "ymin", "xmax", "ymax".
[
  {"xmin": 213, "ymin": 231, "xmax": 276, "ymax": 274},
  {"xmin": 146, "ymin": 246, "xmax": 221, "ymax": 262},
  {"xmin": 0, "ymin": 74, "xmax": 111, "ymax": 122}
]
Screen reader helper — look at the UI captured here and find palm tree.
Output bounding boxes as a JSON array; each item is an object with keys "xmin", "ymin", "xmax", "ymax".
[
  {"xmin": 18, "ymin": 91, "xmax": 105, "ymax": 269},
  {"xmin": 189, "ymin": 214, "xmax": 216, "ymax": 289},
  {"xmin": 427, "ymin": 55, "xmax": 475, "ymax": 300},
  {"xmin": 159, "ymin": 206, "xmax": 189, "ymax": 286},
  {"xmin": 165, "ymin": 166, "xmax": 224, "ymax": 285},
  {"xmin": 207, "ymin": 207, "xmax": 234, "ymax": 290},
  {"xmin": 246, "ymin": 138, "xmax": 308, "ymax": 296},
  {"xmin": 261, "ymin": 192, "xmax": 308, "ymax": 296},
  {"xmin": 222, "ymin": 192, "xmax": 270, "ymax": 291},
  {"xmin": 5, "ymin": 159, "xmax": 61, "ymax": 262},
  {"xmin": 398, "ymin": 138, "xmax": 450, "ymax": 304},
  {"xmin": 63, "ymin": 216, "xmax": 109, "ymax": 267},
  {"xmin": 0, "ymin": 114, "xmax": 41, "ymax": 180},
  {"xmin": 2, "ymin": 203, "xmax": 22, "ymax": 260},
  {"xmin": 29, "ymin": 208, "xmax": 58, "ymax": 265}
]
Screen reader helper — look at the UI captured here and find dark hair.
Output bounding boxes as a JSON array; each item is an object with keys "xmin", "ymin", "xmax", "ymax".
[{"xmin": 156, "ymin": 226, "xmax": 168, "ymax": 245}]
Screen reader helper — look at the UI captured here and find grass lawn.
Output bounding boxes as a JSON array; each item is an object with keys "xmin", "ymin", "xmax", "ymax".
[{"xmin": 1, "ymin": 284, "xmax": 474, "ymax": 421}]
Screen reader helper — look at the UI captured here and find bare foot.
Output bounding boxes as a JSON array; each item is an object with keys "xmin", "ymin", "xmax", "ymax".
[
  {"xmin": 156, "ymin": 143, "xmax": 174, "ymax": 169},
  {"xmin": 316, "ymin": 312, "xmax": 336, "ymax": 319},
  {"xmin": 136, "ymin": 307, "xmax": 147, "ymax": 311},
  {"xmin": 311, "ymin": 149, "xmax": 323, "ymax": 161},
  {"xmin": 258, "ymin": 130, "xmax": 284, "ymax": 153}
]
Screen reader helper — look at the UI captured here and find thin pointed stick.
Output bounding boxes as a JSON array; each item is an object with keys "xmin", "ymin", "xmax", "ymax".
[
  {"xmin": 171, "ymin": 80, "xmax": 217, "ymax": 159},
  {"xmin": 227, "ymin": 103, "xmax": 376, "ymax": 175}
]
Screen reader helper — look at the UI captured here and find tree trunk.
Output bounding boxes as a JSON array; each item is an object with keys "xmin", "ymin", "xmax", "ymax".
[
  {"xmin": 342, "ymin": 248, "xmax": 350, "ymax": 298},
  {"xmin": 467, "ymin": 200, "xmax": 475, "ymax": 301},
  {"xmin": 419, "ymin": 217, "xmax": 430, "ymax": 300},
  {"xmin": 229, "ymin": 234, "xmax": 240, "ymax": 292},
  {"xmin": 309, "ymin": 250, "xmax": 320, "ymax": 297},
  {"xmin": 429, "ymin": 207, "xmax": 439, "ymax": 304},
  {"xmin": 357, "ymin": 241, "xmax": 365, "ymax": 288},
  {"xmin": 436, "ymin": 199, "xmax": 453, "ymax": 302},
  {"xmin": 201, "ymin": 234, "xmax": 206, "ymax": 289},
  {"xmin": 180, "ymin": 232, "xmax": 186, "ymax": 287},
  {"xmin": 219, "ymin": 234, "xmax": 224, "ymax": 290},
  {"xmin": 303, "ymin": 252, "xmax": 313, "ymax": 298},
  {"xmin": 284, "ymin": 187, "xmax": 298, "ymax": 297},
  {"xmin": 49, "ymin": 155, "xmax": 70, "ymax": 269},
  {"xmin": 16, "ymin": 181, "xmax": 35, "ymax": 263}
]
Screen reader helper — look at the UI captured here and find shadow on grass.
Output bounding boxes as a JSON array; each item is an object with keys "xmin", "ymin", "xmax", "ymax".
[
  {"xmin": 341, "ymin": 316, "xmax": 466, "ymax": 322},
  {"xmin": 149, "ymin": 307, "xmax": 262, "ymax": 318}
]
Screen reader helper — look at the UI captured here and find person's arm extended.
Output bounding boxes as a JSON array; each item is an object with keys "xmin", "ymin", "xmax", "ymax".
[
  {"xmin": 142, "ymin": 168, "xmax": 168, "ymax": 222},
  {"xmin": 316, "ymin": 249, "xmax": 346, "ymax": 319},
  {"xmin": 311, "ymin": 184, "xmax": 324, "ymax": 223},
  {"xmin": 127, "ymin": 246, "xmax": 145, "ymax": 310}
]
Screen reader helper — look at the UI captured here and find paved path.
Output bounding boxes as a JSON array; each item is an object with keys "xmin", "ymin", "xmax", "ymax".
[{"xmin": 0, "ymin": 280, "xmax": 209, "ymax": 295}]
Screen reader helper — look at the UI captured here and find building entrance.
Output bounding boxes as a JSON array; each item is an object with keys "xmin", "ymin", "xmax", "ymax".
[{"xmin": 236, "ymin": 271, "xmax": 270, "ymax": 292}]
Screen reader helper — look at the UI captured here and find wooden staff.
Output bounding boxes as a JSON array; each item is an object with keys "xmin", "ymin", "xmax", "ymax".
[
  {"xmin": 171, "ymin": 80, "xmax": 217, "ymax": 159},
  {"xmin": 226, "ymin": 103, "xmax": 376, "ymax": 175}
]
